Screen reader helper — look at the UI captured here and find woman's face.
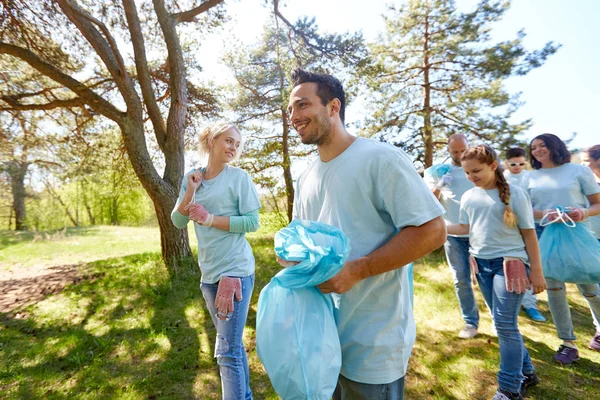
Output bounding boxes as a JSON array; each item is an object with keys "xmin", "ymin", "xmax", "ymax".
[
  {"xmin": 210, "ymin": 128, "xmax": 241, "ymax": 164},
  {"xmin": 530, "ymin": 139, "xmax": 551, "ymax": 165}
]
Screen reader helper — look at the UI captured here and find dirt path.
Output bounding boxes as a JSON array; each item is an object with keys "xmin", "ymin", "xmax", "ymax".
[{"xmin": 0, "ymin": 263, "xmax": 98, "ymax": 314}]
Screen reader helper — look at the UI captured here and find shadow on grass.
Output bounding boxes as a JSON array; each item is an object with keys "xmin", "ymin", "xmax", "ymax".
[{"xmin": 0, "ymin": 253, "xmax": 211, "ymax": 399}]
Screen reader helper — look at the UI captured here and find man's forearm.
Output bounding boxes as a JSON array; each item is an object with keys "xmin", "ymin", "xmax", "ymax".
[{"xmin": 355, "ymin": 216, "xmax": 447, "ymax": 280}]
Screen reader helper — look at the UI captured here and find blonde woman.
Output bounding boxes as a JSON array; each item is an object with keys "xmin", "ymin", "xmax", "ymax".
[{"xmin": 171, "ymin": 122, "xmax": 260, "ymax": 399}]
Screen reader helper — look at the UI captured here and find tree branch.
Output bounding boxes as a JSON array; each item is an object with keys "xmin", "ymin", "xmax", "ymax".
[
  {"xmin": 0, "ymin": 96, "xmax": 86, "ymax": 111},
  {"xmin": 122, "ymin": 0, "xmax": 167, "ymax": 150},
  {"xmin": 0, "ymin": 42, "xmax": 125, "ymax": 122},
  {"xmin": 173, "ymin": 0, "xmax": 224, "ymax": 24}
]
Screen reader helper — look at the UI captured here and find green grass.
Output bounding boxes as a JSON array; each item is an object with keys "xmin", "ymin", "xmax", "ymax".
[{"xmin": 1, "ymin": 226, "xmax": 599, "ymax": 399}]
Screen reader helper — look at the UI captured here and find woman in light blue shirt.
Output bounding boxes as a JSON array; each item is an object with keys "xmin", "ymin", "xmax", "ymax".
[
  {"xmin": 527, "ymin": 134, "xmax": 600, "ymax": 366},
  {"xmin": 448, "ymin": 145, "xmax": 546, "ymax": 400},
  {"xmin": 171, "ymin": 122, "xmax": 261, "ymax": 400}
]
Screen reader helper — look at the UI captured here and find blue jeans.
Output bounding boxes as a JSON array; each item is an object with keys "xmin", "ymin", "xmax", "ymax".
[
  {"xmin": 475, "ymin": 257, "xmax": 534, "ymax": 394},
  {"xmin": 332, "ymin": 375, "xmax": 404, "ymax": 400},
  {"xmin": 444, "ymin": 236, "xmax": 479, "ymax": 327},
  {"xmin": 201, "ymin": 274, "xmax": 254, "ymax": 400},
  {"xmin": 535, "ymin": 224, "xmax": 600, "ymax": 340}
]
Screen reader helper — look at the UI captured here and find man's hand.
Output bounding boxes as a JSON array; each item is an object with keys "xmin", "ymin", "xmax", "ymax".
[
  {"xmin": 436, "ymin": 173, "xmax": 453, "ymax": 189},
  {"xmin": 317, "ymin": 259, "xmax": 365, "ymax": 294}
]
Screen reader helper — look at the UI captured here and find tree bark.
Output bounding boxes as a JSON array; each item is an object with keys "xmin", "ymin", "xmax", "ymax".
[
  {"xmin": 422, "ymin": 14, "xmax": 433, "ymax": 168},
  {"xmin": 281, "ymin": 109, "xmax": 294, "ymax": 222},
  {"xmin": 8, "ymin": 162, "xmax": 28, "ymax": 230}
]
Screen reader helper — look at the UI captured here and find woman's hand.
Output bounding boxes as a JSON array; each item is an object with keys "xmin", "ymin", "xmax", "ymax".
[
  {"xmin": 566, "ymin": 207, "xmax": 588, "ymax": 222},
  {"xmin": 187, "ymin": 169, "xmax": 203, "ymax": 189},
  {"xmin": 276, "ymin": 256, "xmax": 300, "ymax": 268},
  {"xmin": 528, "ymin": 269, "xmax": 547, "ymax": 295}
]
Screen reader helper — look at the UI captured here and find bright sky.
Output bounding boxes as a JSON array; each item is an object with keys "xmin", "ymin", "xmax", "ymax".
[{"xmin": 196, "ymin": 0, "xmax": 599, "ymax": 153}]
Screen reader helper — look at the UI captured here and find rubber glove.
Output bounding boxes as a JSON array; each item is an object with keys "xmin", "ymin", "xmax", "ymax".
[
  {"xmin": 436, "ymin": 173, "xmax": 453, "ymax": 189},
  {"xmin": 469, "ymin": 256, "xmax": 479, "ymax": 286},
  {"xmin": 565, "ymin": 207, "xmax": 588, "ymax": 222},
  {"xmin": 503, "ymin": 257, "xmax": 530, "ymax": 294},
  {"xmin": 185, "ymin": 203, "xmax": 214, "ymax": 226},
  {"xmin": 215, "ymin": 277, "xmax": 242, "ymax": 320}
]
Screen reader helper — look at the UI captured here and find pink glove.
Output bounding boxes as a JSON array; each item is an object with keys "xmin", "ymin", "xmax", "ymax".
[
  {"xmin": 185, "ymin": 203, "xmax": 214, "ymax": 226},
  {"xmin": 215, "ymin": 277, "xmax": 242, "ymax": 320},
  {"xmin": 469, "ymin": 256, "xmax": 479, "ymax": 286},
  {"xmin": 503, "ymin": 258, "xmax": 530, "ymax": 294},
  {"xmin": 542, "ymin": 209, "xmax": 560, "ymax": 222},
  {"xmin": 566, "ymin": 207, "xmax": 588, "ymax": 222}
]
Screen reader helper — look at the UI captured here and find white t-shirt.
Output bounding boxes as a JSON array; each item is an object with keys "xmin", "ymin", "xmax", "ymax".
[
  {"xmin": 171, "ymin": 165, "xmax": 261, "ymax": 283},
  {"xmin": 526, "ymin": 163, "xmax": 600, "ymax": 223},
  {"xmin": 294, "ymin": 138, "xmax": 444, "ymax": 384},
  {"xmin": 459, "ymin": 185, "xmax": 535, "ymax": 261},
  {"xmin": 504, "ymin": 169, "xmax": 529, "ymax": 191},
  {"xmin": 424, "ymin": 164, "xmax": 474, "ymax": 237}
]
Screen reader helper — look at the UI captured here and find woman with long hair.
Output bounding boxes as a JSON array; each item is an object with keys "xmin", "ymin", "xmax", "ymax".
[
  {"xmin": 171, "ymin": 122, "xmax": 261, "ymax": 399},
  {"xmin": 527, "ymin": 133, "xmax": 600, "ymax": 364}
]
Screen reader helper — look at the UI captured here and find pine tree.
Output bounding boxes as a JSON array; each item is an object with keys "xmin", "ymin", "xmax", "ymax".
[{"xmin": 361, "ymin": 0, "xmax": 559, "ymax": 167}]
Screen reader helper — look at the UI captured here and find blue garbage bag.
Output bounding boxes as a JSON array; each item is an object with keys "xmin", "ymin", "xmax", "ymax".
[
  {"xmin": 539, "ymin": 218, "xmax": 600, "ymax": 284},
  {"xmin": 257, "ymin": 219, "xmax": 351, "ymax": 400},
  {"xmin": 424, "ymin": 163, "xmax": 451, "ymax": 179}
]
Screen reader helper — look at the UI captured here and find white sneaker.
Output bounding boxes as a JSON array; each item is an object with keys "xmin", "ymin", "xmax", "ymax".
[{"xmin": 458, "ymin": 324, "xmax": 478, "ymax": 339}]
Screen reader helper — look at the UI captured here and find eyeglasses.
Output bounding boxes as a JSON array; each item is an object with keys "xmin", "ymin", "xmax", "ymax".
[{"xmin": 509, "ymin": 163, "xmax": 526, "ymax": 167}]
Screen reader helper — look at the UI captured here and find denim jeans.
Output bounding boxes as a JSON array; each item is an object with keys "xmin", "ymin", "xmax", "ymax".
[
  {"xmin": 201, "ymin": 274, "xmax": 254, "ymax": 400},
  {"xmin": 535, "ymin": 224, "xmax": 600, "ymax": 340},
  {"xmin": 332, "ymin": 374, "xmax": 404, "ymax": 400},
  {"xmin": 444, "ymin": 236, "xmax": 479, "ymax": 327},
  {"xmin": 475, "ymin": 257, "xmax": 533, "ymax": 394}
]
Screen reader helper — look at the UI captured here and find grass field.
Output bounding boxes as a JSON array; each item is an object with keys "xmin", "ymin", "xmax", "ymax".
[{"xmin": 1, "ymin": 225, "xmax": 599, "ymax": 399}]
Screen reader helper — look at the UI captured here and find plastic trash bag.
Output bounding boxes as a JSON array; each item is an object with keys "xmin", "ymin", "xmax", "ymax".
[
  {"xmin": 257, "ymin": 219, "xmax": 351, "ymax": 400},
  {"xmin": 539, "ymin": 208, "xmax": 600, "ymax": 284},
  {"xmin": 424, "ymin": 163, "xmax": 451, "ymax": 179}
]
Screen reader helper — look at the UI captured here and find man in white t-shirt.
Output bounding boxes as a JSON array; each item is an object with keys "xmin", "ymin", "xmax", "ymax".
[
  {"xmin": 424, "ymin": 134, "xmax": 479, "ymax": 339},
  {"xmin": 503, "ymin": 147, "xmax": 546, "ymax": 322},
  {"xmin": 287, "ymin": 68, "xmax": 446, "ymax": 400}
]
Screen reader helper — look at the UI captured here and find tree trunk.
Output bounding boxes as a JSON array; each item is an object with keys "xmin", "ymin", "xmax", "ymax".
[
  {"xmin": 281, "ymin": 109, "xmax": 294, "ymax": 222},
  {"xmin": 8, "ymin": 161, "xmax": 28, "ymax": 231},
  {"xmin": 422, "ymin": 14, "xmax": 433, "ymax": 168},
  {"xmin": 154, "ymin": 198, "xmax": 193, "ymax": 274}
]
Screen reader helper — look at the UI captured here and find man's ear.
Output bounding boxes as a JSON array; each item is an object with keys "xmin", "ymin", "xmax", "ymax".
[{"xmin": 329, "ymin": 98, "xmax": 341, "ymax": 117}]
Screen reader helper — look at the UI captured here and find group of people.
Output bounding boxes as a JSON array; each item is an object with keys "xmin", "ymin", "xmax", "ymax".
[{"xmin": 170, "ymin": 68, "xmax": 600, "ymax": 400}]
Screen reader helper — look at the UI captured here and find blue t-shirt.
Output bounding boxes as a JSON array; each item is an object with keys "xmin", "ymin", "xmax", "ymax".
[
  {"xmin": 459, "ymin": 185, "xmax": 535, "ymax": 262},
  {"xmin": 424, "ymin": 164, "xmax": 474, "ymax": 237},
  {"xmin": 526, "ymin": 163, "xmax": 600, "ymax": 222},
  {"xmin": 171, "ymin": 165, "xmax": 261, "ymax": 283},
  {"xmin": 293, "ymin": 138, "xmax": 444, "ymax": 384},
  {"xmin": 504, "ymin": 169, "xmax": 529, "ymax": 191}
]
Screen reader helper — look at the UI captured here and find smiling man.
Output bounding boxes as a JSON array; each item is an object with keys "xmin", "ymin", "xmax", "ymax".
[{"xmin": 287, "ymin": 68, "xmax": 446, "ymax": 400}]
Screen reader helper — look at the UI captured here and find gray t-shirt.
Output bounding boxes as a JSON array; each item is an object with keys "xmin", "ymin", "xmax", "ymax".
[
  {"xmin": 294, "ymin": 138, "xmax": 444, "ymax": 384},
  {"xmin": 459, "ymin": 185, "xmax": 535, "ymax": 261}
]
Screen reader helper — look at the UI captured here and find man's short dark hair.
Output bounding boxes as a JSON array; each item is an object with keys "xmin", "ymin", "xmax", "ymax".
[
  {"xmin": 505, "ymin": 147, "xmax": 526, "ymax": 159},
  {"xmin": 585, "ymin": 144, "xmax": 600, "ymax": 161},
  {"xmin": 290, "ymin": 68, "xmax": 346, "ymax": 124},
  {"xmin": 529, "ymin": 133, "xmax": 571, "ymax": 170}
]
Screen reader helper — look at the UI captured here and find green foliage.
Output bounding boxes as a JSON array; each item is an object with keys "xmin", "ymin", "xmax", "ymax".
[{"xmin": 360, "ymin": 0, "xmax": 560, "ymax": 167}]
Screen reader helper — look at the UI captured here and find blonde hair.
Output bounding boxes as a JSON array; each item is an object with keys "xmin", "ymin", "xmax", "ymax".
[
  {"xmin": 461, "ymin": 144, "xmax": 517, "ymax": 228},
  {"xmin": 198, "ymin": 122, "xmax": 243, "ymax": 161}
]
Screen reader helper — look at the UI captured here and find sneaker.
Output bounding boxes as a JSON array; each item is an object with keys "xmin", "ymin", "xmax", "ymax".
[
  {"xmin": 458, "ymin": 324, "xmax": 478, "ymax": 339},
  {"xmin": 492, "ymin": 388, "xmax": 524, "ymax": 400},
  {"xmin": 523, "ymin": 307, "xmax": 547, "ymax": 322},
  {"xmin": 553, "ymin": 345, "xmax": 580, "ymax": 365},
  {"xmin": 590, "ymin": 332, "xmax": 600, "ymax": 351},
  {"xmin": 520, "ymin": 372, "xmax": 540, "ymax": 396}
]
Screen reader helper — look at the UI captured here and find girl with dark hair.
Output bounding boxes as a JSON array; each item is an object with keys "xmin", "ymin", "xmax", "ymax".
[
  {"xmin": 171, "ymin": 122, "xmax": 261, "ymax": 399},
  {"xmin": 448, "ymin": 145, "xmax": 546, "ymax": 400},
  {"xmin": 527, "ymin": 134, "xmax": 600, "ymax": 364}
]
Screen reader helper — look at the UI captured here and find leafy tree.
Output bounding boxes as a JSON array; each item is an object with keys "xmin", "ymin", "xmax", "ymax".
[
  {"xmin": 360, "ymin": 0, "xmax": 559, "ymax": 167},
  {"xmin": 225, "ymin": 3, "xmax": 366, "ymax": 221},
  {"xmin": 0, "ymin": 0, "xmax": 223, "ymax": 271}
]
